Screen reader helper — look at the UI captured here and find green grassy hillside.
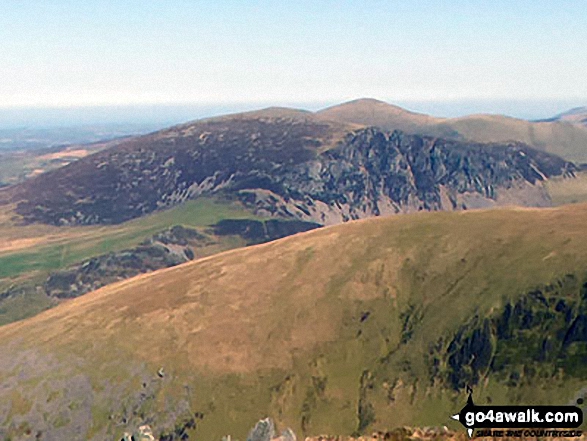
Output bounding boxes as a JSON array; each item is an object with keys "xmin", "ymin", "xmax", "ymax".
[
  {"xmin": 0, "ymin": 198, "xmax": 259, "ymax": 280},
  {"xmin": 0, "ymin": 197, "xmax": 263, "ymax": 325},
  {"xmin": 2, "ymin": 205, "xmax": 587, "ymax": 440}
]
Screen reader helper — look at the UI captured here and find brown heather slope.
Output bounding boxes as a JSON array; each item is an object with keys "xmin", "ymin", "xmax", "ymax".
[
  {"xmin": 318, "ymin": 99, "xmax": 587, "ymax": 163},
  {"xmin": 3, "ymin": 204, "xmax": 587, "ymax": 439},
  {"xmin": 2, "ymin": 104, "xmax": 574, "ymax": 228},
  {"xmin": 316, "ymin": 98, "xmax": 456, "ymax": 138},
  {"xmin": 155, "ymin": 106, "xmax": 361, "ymax": 153}
]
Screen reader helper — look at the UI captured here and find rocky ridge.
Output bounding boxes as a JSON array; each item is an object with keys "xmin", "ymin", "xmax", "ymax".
[{"xmin": 3, "ymin": 115, "xmax": 575, "ymax": 227}]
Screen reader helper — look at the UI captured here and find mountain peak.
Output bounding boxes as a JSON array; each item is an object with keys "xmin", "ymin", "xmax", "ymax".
[
  {"xmin": 316, "ymin": 97, "xmax": 447, "ymax": 136},
  {"xmin": 319, "ymin": 98, "xmax": 414, "ymax": 115},
  {"xmin": 537, "ymin": 106, "xmax": 587, "ymax": 127}
]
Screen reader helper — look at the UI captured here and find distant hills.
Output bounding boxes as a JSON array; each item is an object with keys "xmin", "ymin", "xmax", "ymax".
[
  {"xmin": 538, "ymin": 106, "xmax": 587, "ymax": 127},
  {"xmin": 1, "ymin": 105, "xmax": 575, "ymax": 227},
  {"xmin": 1, "ymin": 101, "xmax": 587, "ymax": 440},
  {"xmin": 317, "ymin": 98, "xmax": 460, "ymax": 139},
  {"xmin": 0, "ymin": 123, "xmax": 164, "ymax": 152},
  {"xmin": 2, "ymin": 204, "xmax": 587, "ymax": 439},
  {"xmin": 319, "ymin": 99, "xmax": 587, "ymax": 163}
]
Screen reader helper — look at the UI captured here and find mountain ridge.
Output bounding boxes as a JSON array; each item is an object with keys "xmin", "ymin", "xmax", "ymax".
[
  {"xmin": 538, "ymin": 106, "xmax": 587, "ymax": 127},
  {"xmin": 1, "ymin": 110, "xmax": 574, "ymax": 227},
  {"xmin": 2, "ymin": 203, "xmax": 587, "ymax": 439},
  {"xmin": 318, "ymin": 99, "xmax": 587, "ymax": 163}
]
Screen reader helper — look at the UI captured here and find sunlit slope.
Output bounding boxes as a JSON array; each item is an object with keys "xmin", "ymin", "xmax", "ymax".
[
  {"xmin": 319, "ymin": 99, "xmax": 587, "ymax": 163},
  {"xmin": 0, "ymin": 197, "xmax": 261, "ymax": 325},
  {"xmin": 2, "ymin": 205, "xmax": 587, "ymax": 439},
  {"xmin": 448, "ymin": 114, "xmax": 587, "ymax": 163},
  {"xmin": 317, "ymin": 98, "xmax": 456, "ymax": 138}
]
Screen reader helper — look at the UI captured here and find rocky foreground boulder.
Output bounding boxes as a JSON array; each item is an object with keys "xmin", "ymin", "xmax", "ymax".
[{"xmin": 245, "ymin": 418, "xmax": 297, "ymax": 441}]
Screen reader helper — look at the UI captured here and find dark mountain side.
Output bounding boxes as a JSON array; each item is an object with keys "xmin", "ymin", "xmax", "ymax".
[
  {"xmin": 2, "ymin": 112, "xmax": 350, "ymax": 225},
  {"xmin": 318, "ymin": 99, "xmax": 587, "ymax": 163},
  {"xmin": 262, "ymin": 129, "xmax": 573, "ymax": 224},
  {"xmin": 2, "ymin": 113, "xmax": 574, "ymax": 226}
]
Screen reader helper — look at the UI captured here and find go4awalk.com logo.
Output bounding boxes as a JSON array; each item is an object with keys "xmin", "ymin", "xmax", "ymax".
[{"xmin": 450, "ymin": 392, "xmax": 583, "ymax": 438}]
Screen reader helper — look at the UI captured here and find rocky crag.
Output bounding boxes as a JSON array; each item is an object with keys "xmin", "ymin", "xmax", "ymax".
[{"xmin": 2, "ymin": 113, "xmax": 574, "ymax": 226}]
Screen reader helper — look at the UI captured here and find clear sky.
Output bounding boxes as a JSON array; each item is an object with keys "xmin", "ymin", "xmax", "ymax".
[{"xmin": 1, "ymin": 0, "xmax": 586, "ymax": 112}]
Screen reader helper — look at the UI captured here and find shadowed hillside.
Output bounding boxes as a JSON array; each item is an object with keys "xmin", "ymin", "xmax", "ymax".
[{"xmin": 1, "ymin": 108, "xmax": 574, "ymax": 227}]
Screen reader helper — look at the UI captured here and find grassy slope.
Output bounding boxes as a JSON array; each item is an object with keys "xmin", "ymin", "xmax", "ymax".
[
  {"xmin": 318, "ymin": 99, "xmax": 587, "ymax": 163},
  {"xmin": 447, "ymin": 115, "xmax": 587, "ymax": 163},
  {"xmin": 1, "ymin": 204, "xmax": 587, "ymax": 439},
  {"xmin": 546, "ymin": 171, "xmax": 587, "ymax": 206},
  {"xmin": 0, "ymin": 198, "xmax": 259, "ymax": 279},
  {"xmin": 0, "ymin": 198, "xmax": 262, "ymax": 325}
]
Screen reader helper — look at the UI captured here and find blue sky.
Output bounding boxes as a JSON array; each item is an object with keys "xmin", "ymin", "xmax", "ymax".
[{"xmin": 1, "ymin": 0, "xmax": 586, "ymax": 115}]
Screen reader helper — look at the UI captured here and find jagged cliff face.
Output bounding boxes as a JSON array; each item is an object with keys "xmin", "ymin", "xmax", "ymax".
[
  {"xmin": 252, "ymin": 129, "xmax": 571, "ymax": 224},
  {"xmin": 2, "ymin": 115, "xmax": 573, "ymax": 226}
]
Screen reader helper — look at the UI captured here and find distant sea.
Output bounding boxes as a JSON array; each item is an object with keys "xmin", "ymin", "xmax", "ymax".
[{"xmin": 1, "ymin": 99, "xmax": 586, "ymax": 129}]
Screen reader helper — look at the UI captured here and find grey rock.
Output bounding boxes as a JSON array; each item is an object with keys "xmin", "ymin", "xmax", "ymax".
[
  {"xmin": 247, "ymin": 417, "xmax": 276, "ymax": 441},
  {"xmin": 278, "ymin": 428, "xmax": 297, "ymax": 441},
  {"xmin": 7, "ymin": 119, "xmax": 574, "ymax": 226}
]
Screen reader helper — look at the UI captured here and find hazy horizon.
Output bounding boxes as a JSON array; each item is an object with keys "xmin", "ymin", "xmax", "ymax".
[
  {"xmin": 2, "ymin": 1, "xmax": 586, "ymax": 112},
  {"xmin": 0, "ymin": 98, "xmax": 585, "ymax": 130}
]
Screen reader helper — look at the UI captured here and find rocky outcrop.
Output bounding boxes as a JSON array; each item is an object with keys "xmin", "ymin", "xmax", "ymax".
[
  {"xmin": 43, "ymin": 226, "xmax": 201, "ymax": 299},
  {"xmin": 245, "ymin": 419, "xmax": 296, "ymax": 441},
  {"xmin": 3, "ymin": 115, "xmax": 574, "ymax": 226},
  {"xmin": 252, "ymin": 129, "xmax": 572, "ymax": 224},
  {"xmin": 247, "ymin": 418, "xmax": 276, "ymax": 441},
  {"xmin": 278, "ymin": 428, "xmax": 297, "ymax": 441},
  {"xmin": 121, "ymin": 425, "xmax": 156, "ymax": 441},
  {"xmin": 429, "ymin": 274, "xmax": 587, "ymax": 390}
]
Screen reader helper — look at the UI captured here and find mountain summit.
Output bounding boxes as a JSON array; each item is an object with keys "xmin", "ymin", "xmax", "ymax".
[
  {"xmin": 1, "ymin": 108, "xmax": 572, "ymax": 226},
  {"xmin": 317, "ymin": 99, "xmax": 587, "ymax": 163},
  {"xmin": 317, "ymin": 98, "xmax": 456, "ymax": 138}
]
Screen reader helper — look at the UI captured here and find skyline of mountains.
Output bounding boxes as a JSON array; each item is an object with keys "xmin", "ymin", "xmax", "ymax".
[
  {"xmin": 1, "ymin": 97, "xmax": 587, "ymax": 440},
  {"xmin": 2, "ymin": 103, "xmax": 577, "ymax": 227},
  {"xmin": 1, "ymin": 98, "xmax": 586, "ymax": 131}
]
